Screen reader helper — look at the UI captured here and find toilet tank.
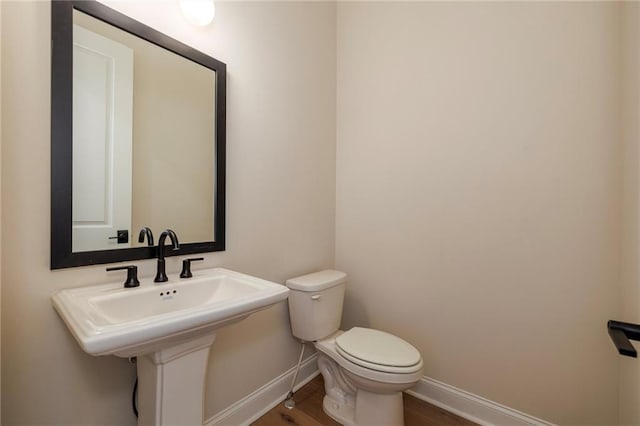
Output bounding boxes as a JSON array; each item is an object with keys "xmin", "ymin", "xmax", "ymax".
[{"xmin": 286, "ymin": 270, "xmax": 347, "ymax": 342}]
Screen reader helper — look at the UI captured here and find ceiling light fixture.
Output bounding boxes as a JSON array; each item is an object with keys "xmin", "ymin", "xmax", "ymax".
[{"xmin": 179, "ymin": 0, "xmax": 215, "ymax": 27}]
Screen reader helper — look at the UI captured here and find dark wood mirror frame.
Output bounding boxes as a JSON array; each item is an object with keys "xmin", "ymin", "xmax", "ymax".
[{"xmin": 51, "ymin": 0, "xmax": 226, "ymax": 269}]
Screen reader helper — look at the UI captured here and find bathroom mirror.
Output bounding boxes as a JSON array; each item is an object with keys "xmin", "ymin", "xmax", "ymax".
[{"xmin": 51, "ymin": 0, "xmax": 226, "ymax": 269}]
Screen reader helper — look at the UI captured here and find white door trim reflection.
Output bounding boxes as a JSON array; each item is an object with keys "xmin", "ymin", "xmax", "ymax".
[{"xmin": 72, "ymin": 24, "xmax": 133, "ymax": 252}]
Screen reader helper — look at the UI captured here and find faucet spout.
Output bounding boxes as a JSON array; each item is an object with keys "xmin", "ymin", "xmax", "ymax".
[
  {"xmin": 138, "ymin": 227, "xmax": 154, "ymax": 246},
  {"xmin": 154, "ymin": 229, "xmax": 180, "ymax": 282}
]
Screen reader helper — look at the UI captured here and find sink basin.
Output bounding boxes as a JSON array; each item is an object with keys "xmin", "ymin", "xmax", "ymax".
[{"xmin": 52, "ymin": 267, "xmax": 290, "ymax": 357}]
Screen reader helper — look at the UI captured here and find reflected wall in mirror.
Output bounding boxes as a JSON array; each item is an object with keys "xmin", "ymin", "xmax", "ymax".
[{"xmin": 52, "ymin": 0, "xmax": 226, "ymax": 269}]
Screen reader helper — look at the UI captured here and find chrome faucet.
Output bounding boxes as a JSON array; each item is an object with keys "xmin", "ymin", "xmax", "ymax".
[{"xmin": 154, "ymin": 229, "xmax": 180, "ymax": 282}]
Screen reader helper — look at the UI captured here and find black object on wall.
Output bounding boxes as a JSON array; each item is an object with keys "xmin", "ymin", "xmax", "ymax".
[
  {"xmin": 607, "ymin": 320, "xmax": 640, "ymax": 358},
  {"xmin": 51, "ymin": 0, "xmax": 226, "ymax": 269}
]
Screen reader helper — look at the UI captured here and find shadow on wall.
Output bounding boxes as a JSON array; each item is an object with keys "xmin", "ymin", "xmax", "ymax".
[{"xmin": 342, "ymin": 292, "xmax": 370, "ymax": 330}]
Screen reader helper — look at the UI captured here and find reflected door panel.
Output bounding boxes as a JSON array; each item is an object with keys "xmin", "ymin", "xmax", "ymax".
[{"xmin": 72, "ymin": 25, "xmax": 133, "ymax": 251}]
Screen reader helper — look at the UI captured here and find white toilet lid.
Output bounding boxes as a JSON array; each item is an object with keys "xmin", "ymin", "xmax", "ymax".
[{"xmin": 335, "ymin": 327, "xmax": 422, "ymax": 373}]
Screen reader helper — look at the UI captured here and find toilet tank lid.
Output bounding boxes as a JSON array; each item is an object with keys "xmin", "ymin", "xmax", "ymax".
[{"xmin": 286, "ymin": 270, "xmax": 347, "ymax": 291}]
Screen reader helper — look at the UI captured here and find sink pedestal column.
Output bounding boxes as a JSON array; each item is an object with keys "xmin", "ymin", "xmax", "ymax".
[{"xmin": 137, "ymin": 332, "xmax": 217, "ymax": 426}]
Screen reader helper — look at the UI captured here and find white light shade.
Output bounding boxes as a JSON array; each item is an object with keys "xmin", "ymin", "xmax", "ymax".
[{"xmin": 179, "ymin": 0, "xmax": 215, "ymax": 27}]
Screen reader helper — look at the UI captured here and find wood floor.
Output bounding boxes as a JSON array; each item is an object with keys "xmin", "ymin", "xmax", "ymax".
[{"xmin": 251, "ymin": 375, "xmax": 477, "ymax": 426}]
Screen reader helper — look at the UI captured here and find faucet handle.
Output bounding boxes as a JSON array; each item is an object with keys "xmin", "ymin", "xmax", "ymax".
[
  {"xmin": 180, "ymin": 257, "xmax": 204, "ymax": 279},
  {"xmin": 106, "ymin": 265, "xmax": 140, "ymax": 288}
]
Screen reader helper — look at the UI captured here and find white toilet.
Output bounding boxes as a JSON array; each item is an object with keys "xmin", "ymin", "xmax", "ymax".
[{"xmin": 286, "ymin": 270, "xmax": 423, "ymax": 426}]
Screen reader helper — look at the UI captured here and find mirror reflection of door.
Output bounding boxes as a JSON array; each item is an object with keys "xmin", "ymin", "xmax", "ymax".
[
  {"xmin": 70, "ymin": 10, "xmax": 216, "ymax": 254},
  {"xmin": 72, "ymin": 24, "xmax": 134, "ymax": 252}
]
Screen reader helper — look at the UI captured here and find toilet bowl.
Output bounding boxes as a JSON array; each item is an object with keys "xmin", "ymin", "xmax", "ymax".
[{"xmin": 286, "ymin": 271, "xmax": 424, "ymax": 426}]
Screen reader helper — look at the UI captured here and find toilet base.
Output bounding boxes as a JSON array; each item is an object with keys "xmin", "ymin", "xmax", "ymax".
[
  {"xmin": 323, "ymin": 393, "xmax": 356, "ymax": 426},
  {"xmin": 355, "ymin": 389, "xmax": 404, "ymax": 425},
  {"xmin": 323, "ymin": 389, "xmax": 405, "ymax": 426}
]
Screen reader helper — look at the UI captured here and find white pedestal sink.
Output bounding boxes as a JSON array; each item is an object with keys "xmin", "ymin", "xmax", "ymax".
[{"xmin": 52, "ymin": 268, "xmax": 289, "ymax": 425}]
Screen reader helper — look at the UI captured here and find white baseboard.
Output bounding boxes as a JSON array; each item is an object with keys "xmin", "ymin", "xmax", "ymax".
[
  {"xmin": 206, "ymin": 353, "xmax": 320, "ymax": 426},
  {"xmin": 206, "ymin": 356, "xmax": 553, "ymax": 426},
  {"xmin": 407, "ymin": 377, "xmax": 554, "ymax": 426}
]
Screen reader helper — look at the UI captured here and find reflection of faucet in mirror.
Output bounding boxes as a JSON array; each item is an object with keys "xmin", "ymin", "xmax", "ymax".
[
  {"xmin": 138, "ymin": 227, "xmax": 154, "ymax": 246},
  {"xmin": 154, "ymin": 230, "xmax": 180, "ymax": 283}
]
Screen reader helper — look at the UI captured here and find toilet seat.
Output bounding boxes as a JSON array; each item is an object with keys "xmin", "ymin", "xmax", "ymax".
[{"xmin": 335, "ymin": 327, "xmax": 422, "ymax": 374}]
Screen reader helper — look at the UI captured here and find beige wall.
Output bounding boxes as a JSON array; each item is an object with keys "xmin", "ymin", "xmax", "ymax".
[
  {"xmin": 336, "ymin": 2, "xmax": 622, "ymax": 424},
  {"xmin": 620, "ymin": 2, "xmax": 640, "ymax": 424},
  {"xmin": 131, "ymin": 49, "xmax": 214, "ymax": 244},
  {"xmin": 1, "ymin": 1, "xmax": 335, "ymax": 424}
]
